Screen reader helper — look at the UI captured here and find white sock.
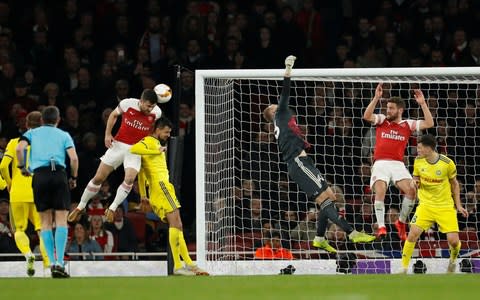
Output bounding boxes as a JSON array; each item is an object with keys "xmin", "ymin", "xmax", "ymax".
[
  {"xmin": 314, "ymin": 236, "xmax": 325, "ymax": 242},
  {"xmin": 108, "ymin": 182, "xmax": 132, "ymax": 211},
  {"xmin": 374, "ymin": 201, "xmax": 386, "ymax": 228},
  {"xmin": 77, "ymin": 181, "xmax": 101, "ymax": 210},
  {"xmin": 399, "ymin": 197, "xmax": 415, "ymax": 223}
]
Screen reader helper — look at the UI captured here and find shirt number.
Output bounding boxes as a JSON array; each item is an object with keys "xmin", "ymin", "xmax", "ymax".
[{"xmin": 274, "ymin": 126, "xmax": 280, "ymax": 139}]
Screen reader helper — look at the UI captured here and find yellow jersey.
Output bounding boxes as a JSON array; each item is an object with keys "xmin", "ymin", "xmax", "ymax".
[
  {"xmin": 413, "ymin": 154, "xmax": 456, "ymax": 208},
  {"xmin": 0, "ymin": 138, "xmax": 34, "ymax": 202},
  {"xmin": 130, "ymin": 136, "xmax": 169, "ymax": 197}
]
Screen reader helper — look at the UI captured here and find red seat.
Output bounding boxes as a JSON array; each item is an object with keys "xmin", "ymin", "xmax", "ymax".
[
  {"xmin": 126, "ymin": 212, "xmax": 146, "ymax": 247},
  {"xmin": 417, "ymin": 240, "xmax": 440, "ymax": 257}
]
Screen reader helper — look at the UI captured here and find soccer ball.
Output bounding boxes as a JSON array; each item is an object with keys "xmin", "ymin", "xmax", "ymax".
[{"xmin": 154, "ymin": 83, "xmax": 172, "ymax": 103}]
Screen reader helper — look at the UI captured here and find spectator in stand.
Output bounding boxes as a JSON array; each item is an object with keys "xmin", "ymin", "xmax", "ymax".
[
  {"xmin": 104, "ymin": 206, "xmax": 138, "ymax": 260},
  {"xmin": 39, "ymin": 82, "xmax": 64, "ymax": 112},
  {"xmin": 89, "ymin": 214, "xmax": 114, "ymax": 254},
  {"xmin": 457, "ymin": 191, "xmax": 478, "ymax": 231},
  {"xmin": 67, "ymin": 221, "xmax": 103, "ymax": 260},
  {"xmin": 461, "ymin": 38, "xmax": 480, "ymax": 66},
  {"xmin": 178, "ymin": 102, "xmax": 193, "ymax": 137},
  {"xmin": 255, "ymin": 230, "xmax": 293, "ymax": 260},
  {"xmin": 0, "ymin": 198, "xmax": 20, "ymax": 258},
  {"xmin": 290, "ymin": 207, "xmax": 317, "ymax": 243}
]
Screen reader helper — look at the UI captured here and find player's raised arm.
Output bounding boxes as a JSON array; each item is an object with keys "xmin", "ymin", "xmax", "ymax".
[
  {"xmin": 363, "ymin": 83, "xmax": 383, "ymax": 124},
  {"xmin": 278, "ymin": 55, "xmax": 296, "ymax": 112},
  {"xmin": 413, "ymin": 89, "xmax": 434, "ymax": 130}
]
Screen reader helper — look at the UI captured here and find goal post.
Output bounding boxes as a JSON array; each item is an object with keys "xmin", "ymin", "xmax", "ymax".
[{"xmin": 195, "ymin": 67, "xmax": 480, "ymax": 275}]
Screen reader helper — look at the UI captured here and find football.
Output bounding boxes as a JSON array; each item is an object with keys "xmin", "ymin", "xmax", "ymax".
[{"xmin": 154, "ymin": 83, "xmax": 172, "ymax": 103}]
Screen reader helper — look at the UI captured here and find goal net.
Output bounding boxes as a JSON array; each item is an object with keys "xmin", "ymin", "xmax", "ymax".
[{"xmin": 195, "ymin": 68, "xmax": 480, "ymax": 275}]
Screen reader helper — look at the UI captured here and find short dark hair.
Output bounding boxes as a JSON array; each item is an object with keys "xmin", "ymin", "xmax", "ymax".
[
  {"xmin": 42, "ymin": 106, "xmax": 60, "ymax": 124},
  {"xmin": 387, "ymin": 97, "xmax": 405, "ymax": 109},
  {"xmin": 154, "ymin": 116, "xmax": 173, "ymax": 130},
  {"xmin": 417, "ymin": 134, "xmax": 436, "ymax": 150},
  {"xmin": 141, "ymin": 89, "xmax": 158, "ymax": 104}
]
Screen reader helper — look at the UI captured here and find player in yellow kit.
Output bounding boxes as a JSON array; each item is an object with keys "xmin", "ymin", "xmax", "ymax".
[
  {"xmin": 0, "ymin": 111, "xmax": 49, "ymax": 276},
  {"xmin": 401, "ymin": 134, "xmax": 468, "ymax": 274},
  {"xmin": 130, "ymin": 116, "xmax": 208, "ymax": 276}
]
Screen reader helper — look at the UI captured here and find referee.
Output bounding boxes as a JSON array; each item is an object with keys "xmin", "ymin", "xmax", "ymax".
[{"xmin": 16, "ymin": 106, "xmax": 78, "ymax": 278}]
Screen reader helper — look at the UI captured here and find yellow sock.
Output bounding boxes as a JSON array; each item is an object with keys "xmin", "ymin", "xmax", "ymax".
[
  {"xmin": 179, "ymin": 231, "xmax": 193, "ymax": 266},
  {"xmin": 449, "ymin": 241, "xmax": 461, "ymax": 262},
  {"xmin": 38, "ymin": 235, "xmax": 50, "ymax": 268},
  {"xmin": 169, "ymin": 227, "xmax": 182, "ymax": 270},
  {"xmin": 401, "ymin": 240, "xmax": 416, "ymax": 269},
  {"xmin": 14, "ymin": 231, "xmax": 32, "ymax": 256}
]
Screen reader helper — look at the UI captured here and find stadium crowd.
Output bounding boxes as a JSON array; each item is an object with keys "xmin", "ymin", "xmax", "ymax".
[{"xmin": 0, "ymin": 0, "xmax": 479, "ymax": 260}]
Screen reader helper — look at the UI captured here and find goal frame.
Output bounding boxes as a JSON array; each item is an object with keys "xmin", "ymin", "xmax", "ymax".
[{"xmin": 195, "ymin": 66, "xmax": 480, "ymax": 275}]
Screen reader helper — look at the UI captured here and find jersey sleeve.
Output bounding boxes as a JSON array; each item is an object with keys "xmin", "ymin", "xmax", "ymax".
[
  {"xmin": 117, "ymin": 98, "xmax": 138, "ymax": 114},
  {"xmin": 130, "ymin": 138, "xmax": 162, "ymax": 155},
  {"xmin": 373, "ymin": 114, "xmax": 386, "ymax": 125},
  {"xmin": 277, "ymin": 77, "xmax": 291, "ymax": 112},
  {"xmin": 447, "ymin": 158, "xmax": 457, "ymax": 179},
  {"xmin": 64, "ymin": 131, "xmax": 75, "ymax": 150},
  {"xmin": 21, "ymin": 129, "xmax": 32, "ymax": 144},
  {"xmin": 152, "ymin": 106, "xmax": 162, "ymax": 119},
  {"xmin": 137, "ymin": 168, "xmax": 148, "ymax": 198},
  {"xmin": 0, "ymin": 140, "xmax": 14, "ymax": 186},
  {"xmin": 406, "ymin": 119, "xmax": 420, "ymax": 133}
]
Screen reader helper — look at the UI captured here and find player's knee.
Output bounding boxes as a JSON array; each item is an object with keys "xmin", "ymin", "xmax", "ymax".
[{"xmin": 448, "ymin": 236, "xmax": 460, "ymax": 247}]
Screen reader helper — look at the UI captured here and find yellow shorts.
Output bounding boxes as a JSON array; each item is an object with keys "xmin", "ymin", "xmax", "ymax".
[
  {"xmin": 149, "ymin": 181, "xmax": 181, "ymax": 222},
  {"xmin": 9, "ymin": 202, "xmax": 42, "ymax": 232},
  {"xmin": 410, "ymin": 204, "xmax": 459, "ymax": 233}
]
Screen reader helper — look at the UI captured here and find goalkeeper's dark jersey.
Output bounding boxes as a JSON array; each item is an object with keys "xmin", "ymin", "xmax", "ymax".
[{"xmin": 273, "ymin": 77, "xmax": 311, "ymax": 163}]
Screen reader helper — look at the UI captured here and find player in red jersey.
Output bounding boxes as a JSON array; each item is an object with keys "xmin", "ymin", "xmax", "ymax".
[
  {"xmin": 363, "ymin": 83, "xmax": 434, "ymax": 240},
  {"xmin": 68, "ymin": 90, "xmax": 162, "ymax": 223}
]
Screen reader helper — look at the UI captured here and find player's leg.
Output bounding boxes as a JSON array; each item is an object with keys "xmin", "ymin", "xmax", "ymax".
[
  {"xmin": 394, "ymin": 166, "xmax": 416, "ymax": 241},
  {"xmin": 400, "ymin": 224, "xmax": 423, "ymax": 273},
  {"xmin": 372, "ymin": 180, "xmax": 388, "ymax": 237},
  {"xmin": 312, "ymin": 208, "xmax": 337, "ymax": 253},
  {"xmin": 33, "ymin": 172, "xmax": 57, "ymax": 269},
  {"xmin": 446, "ymin": 232, "xmax": 461, "ymax": 273},
  {"xmin": 29, "ymin": 205, "xmax": 50, "ymax": 268},
  {"xmin": 401, "ymin": 205, "xmax": 431, "ymax": 273},
  {"xmin": 436, "ymin": 207, "xmax": 461, "ymax": 273},
  {"xmin": 38, "ymin": 209, "xmax": 55, "ymax": 268},
  {"xmin": 11, "ymin": 202, "xmax": 36, "ymax": 276},
  {"xmin": 370, "ymin": 160, "xmax": 393, "ymax": 238},
  {"xmin": 69, "ymin": 162, "xmax": 114, "ymax": 222},
  {"xmin": 51, "ymin": 174, "xmax": 71, "ymax": 278},
  {"xmin": 290, "ymin": 156, "xmax": 374, "ymax": 245},
  {"xmin": 105, "ymin": 152, "xmax": 141, "ymax": 221}
]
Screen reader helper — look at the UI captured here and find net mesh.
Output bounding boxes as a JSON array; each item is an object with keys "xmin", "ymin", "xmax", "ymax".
[{"xmin": 202, "ymin": 74, "xmax": 480, "ymax": 268}]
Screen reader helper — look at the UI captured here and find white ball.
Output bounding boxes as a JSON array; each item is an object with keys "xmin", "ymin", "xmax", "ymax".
[{"xmin": 154, "ymin": 83, "xmax": 172, "ymax": 103}]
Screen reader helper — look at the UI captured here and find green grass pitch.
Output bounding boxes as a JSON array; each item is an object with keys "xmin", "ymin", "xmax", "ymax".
[{"xmin": 1, "ymin": 274, "xmax": 478, "ymax": 300}]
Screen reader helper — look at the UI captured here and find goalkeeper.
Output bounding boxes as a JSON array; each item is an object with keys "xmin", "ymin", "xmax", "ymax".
[
  {"xmin": 130, "ymin": 117, "xmax": 208, "ymax": 276},
  {"xmin": 262, "ymin": 56, "xmax": 375, "ymax": 253}
]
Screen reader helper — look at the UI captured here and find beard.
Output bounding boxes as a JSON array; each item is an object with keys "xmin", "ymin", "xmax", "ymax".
[{"xmin": 386, "ymin": 112, "xmax": 399, "ymax": 121}]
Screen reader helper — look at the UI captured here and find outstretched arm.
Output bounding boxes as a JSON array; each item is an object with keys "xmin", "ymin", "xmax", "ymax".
[
  {"xmin": 363, "ymin": 83, "xmax": 383, "ymax": 124},
  {"xmin": 278, "ymin": 55, "xmax": 296, "ymax": 112},
  {"xmin": 413, "ymin": 89, "xmax": 434, "ymax": 130}
]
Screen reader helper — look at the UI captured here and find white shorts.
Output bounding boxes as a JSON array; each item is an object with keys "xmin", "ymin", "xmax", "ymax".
[
  {"xmin": 100, "ymin": 141, "xmax": 141, "ymax": 171},
  {"xmin": 370, "ymin": 160, "xmax": 412, "ymax": 189}
]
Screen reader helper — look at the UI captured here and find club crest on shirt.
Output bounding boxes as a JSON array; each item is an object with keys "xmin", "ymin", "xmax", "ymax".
[
  {"xmin": 436, "ymin": 170, "xmax": 441, "ymax": 176},
  {"xmin": 148, "ymin": 116, "xmax": 154, "ymax": 122}
]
